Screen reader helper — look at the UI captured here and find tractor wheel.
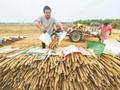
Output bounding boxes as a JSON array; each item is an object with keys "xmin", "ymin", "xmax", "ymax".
[{"xmin": 70, "ymin": 30, "xmax": 83, "ymax": 42}]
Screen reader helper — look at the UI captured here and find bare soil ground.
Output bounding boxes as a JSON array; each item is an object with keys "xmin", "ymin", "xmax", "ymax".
[{"xmin": 0, "ymin": 24, "xmax": 120, "ymax": 49}]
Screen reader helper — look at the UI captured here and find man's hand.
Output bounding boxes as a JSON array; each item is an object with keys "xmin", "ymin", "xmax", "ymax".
[
  {"xmin": 43, "ymin": 30, "xmax": 47, "ymax": 33},
  {"xmin": 109, "ymin": 33, "xmax": 111, "ymax": 35}
]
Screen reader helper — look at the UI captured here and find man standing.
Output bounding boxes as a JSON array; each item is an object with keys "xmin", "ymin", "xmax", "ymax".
[
  {"xmin": 35, "ymin": 6, "xmax": 58, "ymax": 48},
  {"xmin": 98, "ymin": 22, "xmax": 112, "ymax": 42}
]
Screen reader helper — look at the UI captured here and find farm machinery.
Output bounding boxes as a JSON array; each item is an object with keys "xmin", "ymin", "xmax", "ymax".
[
  {"xmin": 63, "ymin": 23, "xmax": 100, "ymax": 42},
  {"xmin": 64, "ymin": 24, "xmax": 87, "ymax": 42}
]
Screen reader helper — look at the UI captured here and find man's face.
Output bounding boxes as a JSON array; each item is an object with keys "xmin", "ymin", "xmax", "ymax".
[{"xmin": 44, "ymin": 10, "xmax": 51, "ymax": 19}]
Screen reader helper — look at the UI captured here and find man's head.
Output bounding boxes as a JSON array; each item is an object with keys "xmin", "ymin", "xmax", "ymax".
[
  {"xmin": 104, "ymin": 22, "xmax": 109, "ymax": 26},
  {"xmin": 43, "ymin": 6, "xmax": 51, "ymax": 19}
]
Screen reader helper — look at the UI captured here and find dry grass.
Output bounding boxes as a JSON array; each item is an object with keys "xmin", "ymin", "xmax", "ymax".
[{"xmin": 0, "ymin": 24, "xmax": 39, "ymax": 37}]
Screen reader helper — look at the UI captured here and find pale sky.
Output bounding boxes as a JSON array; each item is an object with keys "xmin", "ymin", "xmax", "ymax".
[{"xmin": 0, "ymin": 0, "xmax": 120, "ymax": 22}]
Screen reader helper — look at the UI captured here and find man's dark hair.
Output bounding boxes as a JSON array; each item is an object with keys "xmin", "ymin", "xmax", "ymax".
[
  {"xmin": 104, "ymin": 22, "xmax": 109, "ymax": 26},
  {"xmin": 43, "ymin": 6, "xmax": 51, "ymax": 13}
]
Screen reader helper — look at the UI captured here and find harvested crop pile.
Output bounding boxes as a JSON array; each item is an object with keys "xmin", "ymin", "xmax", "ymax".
[
  {"xmin": 48, "ymin": 35, "xmax": 60, "ymax": 49},
  {"xmin": 0, "ymin": 49, "xmax": 120, "ymax": 90},
  {"xmin": 0, "ymin": 36, "xmax": 25, "ymax": 47}
]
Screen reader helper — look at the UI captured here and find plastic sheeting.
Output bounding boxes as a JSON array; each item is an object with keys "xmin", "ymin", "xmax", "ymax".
[
  {"xmin": 103, "ymin": 40, "xmax": 120, "ymax": 57},
  {"xmin": 39, "ymin": 31, "xmax": 67, "ymax": 46},
  {"xmin": 63, "ymin": 45, "xmax": 91, "ymax": 56}
]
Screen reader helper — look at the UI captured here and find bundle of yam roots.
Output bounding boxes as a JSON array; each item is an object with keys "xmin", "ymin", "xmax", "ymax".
[
  {"xmin": 48, "ymin": 34, "xmax": 60, "ymax": 49},
  {"xmin": 0, "ymin": 51, "xmax": 120, "ymax": 90}
]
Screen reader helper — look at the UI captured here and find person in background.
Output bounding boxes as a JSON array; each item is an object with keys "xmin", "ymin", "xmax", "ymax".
[
  {"xmin": 98, "ymin": 22, "xmax": 112, "ymax": 42},
  {"xmin": 35, "ymin": 6, "xmax": 63, "ymax": 48}
]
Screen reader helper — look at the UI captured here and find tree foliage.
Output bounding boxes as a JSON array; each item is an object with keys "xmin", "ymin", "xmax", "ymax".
[{"xmin": 74, "ymin": 19, "xmax": 120, "ymax": 29}]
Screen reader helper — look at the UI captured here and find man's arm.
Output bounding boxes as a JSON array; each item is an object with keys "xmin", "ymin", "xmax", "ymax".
[
  {"xmin": 58, "ymin": 23, "xmax": 64, "ymax": 31},
  {"xmin": 109, "ymin": 25, "xmax": 112, "ymax": 35},
  {"xmin": 34, "ymin": 16, "xmax": 43, "ymax": 30},
  {"xmin": 53, "ymin": 18, "xmax": 64, "ymax": 31},
  {"xmin": 35, "ymin": 22, "xmax": 42, "ymax": 30},
  {"xmin": 98, "ymin": 25, "xmax": 102, "ymax": 30}
]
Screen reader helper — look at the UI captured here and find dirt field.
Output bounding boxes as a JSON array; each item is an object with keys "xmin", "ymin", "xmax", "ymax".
[{"xmin": 0, "ymin": 24, "xmax": 120, "ymax": 49}]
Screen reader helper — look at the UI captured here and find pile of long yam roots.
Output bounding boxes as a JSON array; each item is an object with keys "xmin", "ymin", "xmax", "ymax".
[
  {"xmin": 48, "ymin": 35, "xmax": 59, "ymax": 49},
  {"xmin": 0, "ymin": 52, "xmax": 120, "ymax": 90}
]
